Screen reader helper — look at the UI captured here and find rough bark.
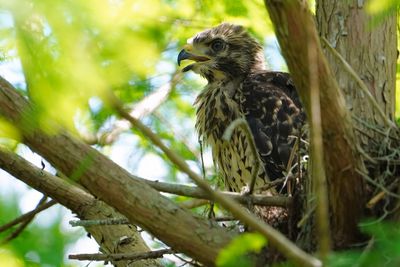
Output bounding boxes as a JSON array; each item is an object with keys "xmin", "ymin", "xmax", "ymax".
[
  {"xmin": 317, "ymin": 1, "xmax": 397, "ymax": 129},
  {"xmin": 316, "ymin": 0, "xmax": 400, "ymax": 227},
  {"xmin": 0, "ymin": 148, "xmax": 160, "ymax": 267},
  {"xmin": 264, "ymin": 0, "xmax": 366, "ymax": 248},
  {"xmin": 0, "ymin": 76, "xmax": 235, "ymax": 266}
]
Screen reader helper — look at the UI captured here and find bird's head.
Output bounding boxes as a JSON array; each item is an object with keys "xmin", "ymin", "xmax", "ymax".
[{"xmin": 177, "ymin": 23, "xmax": 265, "ymax": 83}]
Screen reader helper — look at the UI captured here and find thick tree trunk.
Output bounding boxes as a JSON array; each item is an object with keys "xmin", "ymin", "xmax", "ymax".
[
  {"xmin": 317, "ymin": 1, "xmax": 397, "ymax": 143},
  {"xmin": 264, "ymin": 0, "xmax": 366, "ymax": 248}
]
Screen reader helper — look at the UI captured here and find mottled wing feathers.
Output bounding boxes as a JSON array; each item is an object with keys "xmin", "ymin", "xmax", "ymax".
[{"xmin": 240, "ymin": 71, "xmax": 306, "ymax": 181}]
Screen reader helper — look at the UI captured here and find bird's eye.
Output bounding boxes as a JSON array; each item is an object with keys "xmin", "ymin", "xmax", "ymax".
[{"xmin": 211, "ymin": 39, "xmax": 225, "ymax": 52}]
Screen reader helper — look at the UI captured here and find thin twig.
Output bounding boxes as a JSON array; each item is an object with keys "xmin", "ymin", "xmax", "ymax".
[
  {"xmin": 1, "ymin": 197, "xmax": 56, "ymax": 244},
  {"xmin": 356, "ymin": 144, "xmax": 379, "ymax": 164},
  {"xmin": 82, "ymin": 72, "xmax": 182, "ymax": 145},
  {"xmin": 356, "ymin": 169, "xmax": 400, "ymax": 199},
  {"xmin": 322, "ymin": 37, "xmax": 396, "ymax": 129},
  {"xmin": 70, "ymin": 215, "xmax": 238, "ymax": 227},
  {"xmin": 112, "ymin": 98, "xmax": 321, "ymax": 267},
  {"xmin": 0, "ymin": 199, "xmax": 57, "ymax": 233},
  {"xmin": 366, "ymin": 180, "xmax": 399, "ymax": 209},
  {"xmin": 352, "ymin": 115, "xmax": 399, "ymax": 141},
  {"xmin": 70, "ymin": 218, "xmax": 130, "ymax": 227},
  {"xmin": 69, "ymin": 248, "xmax": 173, "ymax": 262},
  {"xmin": 222, "ymin": 118, "xmax": 261, "ymax": 195},
  {"xmin": 142, "ymin": 178, "xmax": 290, "ymax": 207},
  {"xmin": 213, "ymin": 216, "xmax": 237, "ymax": 222}
]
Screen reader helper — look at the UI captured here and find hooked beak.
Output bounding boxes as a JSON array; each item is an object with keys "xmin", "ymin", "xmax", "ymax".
[{"xmin": 177, "ymin": 46, "xmax": 210, "ymax": 72}]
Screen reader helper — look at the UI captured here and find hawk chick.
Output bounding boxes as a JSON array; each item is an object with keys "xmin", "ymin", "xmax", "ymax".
[{"xmin": 178, "ymin": 23, "xmax": 305, "ymax": 193}]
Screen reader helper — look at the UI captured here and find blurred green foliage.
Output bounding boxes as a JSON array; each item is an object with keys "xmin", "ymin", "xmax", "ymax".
[
  {"xmin": 0, "ymin": 0, "xmax": 271, "ymax": 133},
  {"xmin": 0, "ymin": 0, "xmax": 274, "ymax": 266},
  {"xmin": 0, "ymin": 0, "xmax": 399, "ymax": 266},
  {"xmin": 329, "ymin": 221, "xmax": 400, "ymax": 267},
  {"xmin": 367, "ymin": 0, "xmax": 398, "ymax": 16},
  {"xmin": 216, "ymin": 233, "xmax": 267, "ymax": 267},
  {"xmin": 0, "ymin": 193, "xmax": 82, "ymax": 266}
]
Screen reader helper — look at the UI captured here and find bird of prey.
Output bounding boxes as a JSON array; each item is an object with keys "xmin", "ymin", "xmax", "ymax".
[{"xmin": 177, "ymin": 23, "xmax": 306, "ymax": 194}]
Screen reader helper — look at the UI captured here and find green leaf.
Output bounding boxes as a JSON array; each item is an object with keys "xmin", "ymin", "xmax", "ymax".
[
  {"xmin": 223, "ymin": 0, "xmax": 248, "ymax": 17},
  {"xmin": 366, "ymin": 0, "xmax": 398, "ymax": 14},
  {"xmin": 216, "ymin": 233, "xmax": 267, "ymax": 267}
]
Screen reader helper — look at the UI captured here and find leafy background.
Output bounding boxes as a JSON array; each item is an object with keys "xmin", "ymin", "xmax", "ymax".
[{"xmin": 0, "ymin": 0, "xmax": 398, "ymax": 266}]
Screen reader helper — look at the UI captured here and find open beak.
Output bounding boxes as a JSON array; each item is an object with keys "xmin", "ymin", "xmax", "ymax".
[{"xmin": 177, "ymin": 45, "xmax": 210, "ymax": 72}]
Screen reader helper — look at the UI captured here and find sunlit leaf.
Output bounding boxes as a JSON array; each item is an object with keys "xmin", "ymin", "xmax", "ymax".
[
  {"xmin": 0, "ymin": 249, "xmax": 24, "ymax": 267},
  {"xmin": 366, "ymin": 0, "xmax": 398, "ymax": 14},
  {"xmin": 216, "ymin": 233, "xmax": 267, "ymax": 267},
  {"xmin": 0, "ymin": 117, "xmax": 20, "ymax": 149}
]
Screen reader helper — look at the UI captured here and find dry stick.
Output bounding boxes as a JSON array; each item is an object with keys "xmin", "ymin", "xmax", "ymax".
[
  {"xmin": 114, "ymin": 101, "xmax": 322, "ymax": 267},
  {"xmin": 70, "ymin": 218, "xmax": 129, "ymax": 227},
  {"xmin": 69, "ymin": 248, "xmax": 173, "ymax": 262},
  {"xmin": 142, "ymin": 178, "xmax": 290, "ymax": 207},
  {"xmin": 366, "ymin": 180, "xmax": 400, "ymax": 209},
  {"xmin": 352, "ymin": 115, "xmax": 399, "ymax": 141},
  {"xmin": 356, "ymin": 169, "xmax": 400, "ymax": 199},
  {"xmin": 308, "ymin": 23, "xmax": 331, "ymax": 261},
  {"xmin": 0, "ymin": 199, "xmax": 57, "ymax": 232},
  {"xmin": 70, "ymin": 216, "xmax": 237, "ymax": 227},
  {"xmin": 213, "ymin": 217, "xmax": 236, "ymax": 222},
  {"xmin": 321, "ymin": 37, "xmax": 397, "ymax": 130},
  {"xmin": 222, "ymin": 118, "xmax": 261, "ymax": 195}
]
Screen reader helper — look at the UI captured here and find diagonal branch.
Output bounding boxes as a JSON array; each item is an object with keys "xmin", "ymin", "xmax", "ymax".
[
  {"xmin": 0, "ymin": 76, "xmax": 234, "ymax": 266},
  {"xmin": 307, "ymin": 20, "xmax": 331, "ymax": 260},
  {"xmin": 265, "ymin": 0, "xmax": 366, "ymax": 248},
  {"xmin": 0, "ymin": 199, "xmax": 56, "ymax": 233},
  {"xmin": 142, "ymin": 178, "xmax": 290, "ymax": 207},
  {"xmin": 0, "ymin": 147, "xmax": 162, "ymax": 267},
  {"xmin": 69, "ymin": 248, "xmax": 174, "ymax": 262},
  {"xmin": 82, "ymin": 72, "xmax": 182, "ymax": 145},
  {"xmin": 0, "ymin": 196, "xmax": 54, "ymax": 245},
  {"xmin": 112, "ymin": 95, "xmax": 321, "ymax": 267}
]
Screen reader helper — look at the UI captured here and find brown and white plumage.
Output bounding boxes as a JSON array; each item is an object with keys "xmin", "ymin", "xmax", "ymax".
[{"xmin": 178, "ymin": 23, "xmax": 306, "ymax": 194}]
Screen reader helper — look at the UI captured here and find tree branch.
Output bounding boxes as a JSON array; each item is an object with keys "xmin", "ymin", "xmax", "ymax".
[
  {"xmin": 142, "ymin": 179, "xmax": 290, "ymax": 207},
  {"xmin": 307, "ymin": 18, "xmax": 331, "ymax": 260},
  {"xmin": 111, "ymin": 93, "xmax": 321, "ymax": 267},
  {"xmin": 264, "ymin": 0, "xmax": 366, "ymax": 248},
  {"xmin": 0, "ymin": 147, "xmax": 161, "ymax": 267},
  {"xmin": 0, "ymin": 196, "xmax": 53, "ymax": 245},
  {"xmin": 69, "ymin": 248, "xmax": 173, "ymax": 262},
  {"xmin": 0, "ymin": 76, "xmax": 234, "ymax": 266},
  {"xmin": 82, "ymin": 72, "xmax": 182, "ymax": 145},
  {"xmin": 0, "ymin": 199, "xmax": 56, "ymax": 233},
  {"xmin": 70, "ymin": 218, "xmax": 130, "ymax": 227}
]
